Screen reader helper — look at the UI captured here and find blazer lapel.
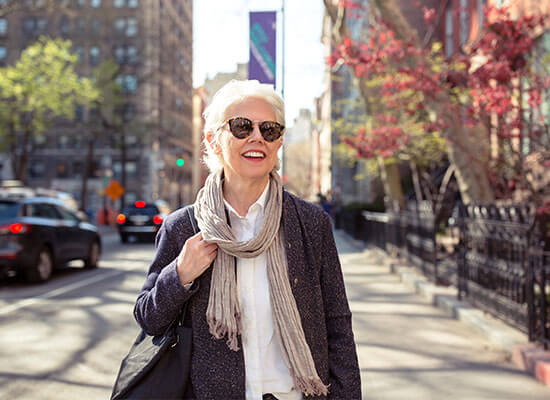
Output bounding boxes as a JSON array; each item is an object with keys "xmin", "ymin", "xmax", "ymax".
[{"xmin": 282, "ymin": 191, "xmax": 302, "ymax": 293}]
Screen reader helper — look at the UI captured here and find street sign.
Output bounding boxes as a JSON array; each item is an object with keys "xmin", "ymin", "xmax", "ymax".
[{"xmin": 105, "ymin": 180, "xmax": 124, "ymax": 201}]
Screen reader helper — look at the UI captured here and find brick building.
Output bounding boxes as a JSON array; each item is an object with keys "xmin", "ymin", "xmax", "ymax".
[{"xmin": 0, "ymin": 0, "xmax": 194, "ymax": 212}]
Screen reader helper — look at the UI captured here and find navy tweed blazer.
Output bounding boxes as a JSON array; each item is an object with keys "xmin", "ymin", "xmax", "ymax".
[{"xmin": 134, "ymin": 191, "xmax": 361, "ymax": 399}]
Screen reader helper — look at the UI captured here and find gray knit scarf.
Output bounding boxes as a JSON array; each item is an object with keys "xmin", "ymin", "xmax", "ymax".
[{"xmin": 193, "ymin": 170, "xmax": 328, "ymax": 397}]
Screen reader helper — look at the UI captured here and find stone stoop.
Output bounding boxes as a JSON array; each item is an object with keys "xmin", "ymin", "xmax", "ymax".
[{"xmin": 513, "ymin": 344, "xmax": 550, "ymax": 387}]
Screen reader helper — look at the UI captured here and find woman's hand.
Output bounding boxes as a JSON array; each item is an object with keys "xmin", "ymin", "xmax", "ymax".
[{"xmin": 176, "ymin": 232, "xmax": 218, "ymax": 286}]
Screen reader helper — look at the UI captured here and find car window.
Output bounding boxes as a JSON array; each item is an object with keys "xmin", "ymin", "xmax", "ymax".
[
  {"xmin": 0, "ymin": 201, "xmax": 21, "ymax": 218},
  {"xmin": 124, "ymin": 205, "xmax": 160, "ymax": 216},
  {"xmin": 29, "ymin": 203, "xmax": 61, "ymax": 219},
  {"xmin": 56, "ymin": 206, "xmax": 80, "ymax": 223}
]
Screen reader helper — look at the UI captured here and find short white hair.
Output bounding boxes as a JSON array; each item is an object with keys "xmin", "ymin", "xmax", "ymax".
[{"xmin": 202, "ymin": 79, "xmax": 285, "ymax": 174}]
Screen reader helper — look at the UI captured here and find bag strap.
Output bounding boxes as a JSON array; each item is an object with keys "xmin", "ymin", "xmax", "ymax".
[
  {"xmin": 186, "ymin": 205, "xmax": 199, "ymax": 234},
  {"xmin": 175, "ymin": 205, "xmax": 198, "ymax": 327}
]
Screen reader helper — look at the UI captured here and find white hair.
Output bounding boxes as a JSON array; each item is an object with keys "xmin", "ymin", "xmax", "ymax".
[{"xmin": 202, "ymin": 79, "xmax": 285, "ymax": 174}]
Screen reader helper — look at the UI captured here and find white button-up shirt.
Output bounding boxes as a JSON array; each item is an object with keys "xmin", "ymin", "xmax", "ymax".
[{"xmin": 224, "ymin": 183, "xmax": 302, "ymax": 400}]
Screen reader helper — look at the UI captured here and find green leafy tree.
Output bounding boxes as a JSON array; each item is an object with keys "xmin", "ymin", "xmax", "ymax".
[{"xmin": 0, "ymin": 37, "xmax": 98, "ymax": 182}]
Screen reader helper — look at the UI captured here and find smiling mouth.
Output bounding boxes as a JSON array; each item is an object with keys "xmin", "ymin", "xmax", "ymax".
[{"xmin": 242, "ymin": 151, "xmax": 266, "ymax": 160}]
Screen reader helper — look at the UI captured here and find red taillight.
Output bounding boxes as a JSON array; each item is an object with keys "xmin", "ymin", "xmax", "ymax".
[
  {"xmin": 0, "ymin": 223, "xmax": 31, "ymax": 234},
  {"xmin": 116, "ymin": 214, "xmax": 126, "ymax": 224},
  {"xmin": 153, "ymin": 215, "xmax": 163, "ymax": 224},
  {"xmin": 135, "ymin": 201, "xmax": 146, "ymax": 208}
]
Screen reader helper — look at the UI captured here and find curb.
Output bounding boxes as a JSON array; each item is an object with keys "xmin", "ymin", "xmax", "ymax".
[{"xmin": 365, "ymin": 245, "xmax": 550, "ymax": 387}]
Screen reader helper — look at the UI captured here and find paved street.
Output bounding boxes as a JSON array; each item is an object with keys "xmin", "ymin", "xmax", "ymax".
[{"xmin": 0, "ymin": 229, "xmax": 549, "ymax": 399}]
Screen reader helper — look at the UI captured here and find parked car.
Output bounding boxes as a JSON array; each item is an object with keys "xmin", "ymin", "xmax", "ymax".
[
  {"xmin": 0, "ymin": 195, "xmax": 101, "ymax": 283},
  {"xmin": 116, "ymin": 201, "xmax": 165, "ymax": 243}
]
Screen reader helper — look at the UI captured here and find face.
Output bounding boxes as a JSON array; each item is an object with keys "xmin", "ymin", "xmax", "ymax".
[{"xmin": 211, "ymin": 97, "xmax": 283, "ymax": 186}]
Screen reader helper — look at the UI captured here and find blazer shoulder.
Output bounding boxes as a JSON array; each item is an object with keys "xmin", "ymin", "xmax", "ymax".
[
  {"xmin": 163, "ymin": 205, "xmax": 195, "ymax": 236},
  {"xmin": 283, "ymin": 191, "xmax": 330, "ymax": 227}
]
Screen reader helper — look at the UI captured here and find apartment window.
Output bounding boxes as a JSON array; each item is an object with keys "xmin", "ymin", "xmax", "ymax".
[
  {"xmin": 23, "ymin": 18, "xmax": 36, "ymax": 34},
  {"xmin": 57, "ymin": 161, "xmax": 69, "ymax": 178},
  {"xmin": 75, "ymin": 46, "xmax": 84, "ymax": 63},
  {"xmin": 127, "ymin": 135, "xmax": 138, "ymax": 148},
  {"xmin": 126, "ymin": 18, "xmax": 137, "ymax": 36},
  {"xmin": 90, "ymin": 0, "xmax": 101, "ymax": 7},
  {"xmin": 75, "ymin": 104, "xmax": 84, "ymax": 122},
  {"xmin": 89, "ymin": 46, "xmax": 100, "ymax": 66},
  {"xmin": 116, "ymin": 75, "xmax": 138, "ymax": 93},
  {"xmin": 23, "ymin": 17, "xmax": 47, "ymax": 34},
  {"xmin": 445, "ymin": 5, "xmax": 454, "ymax": 57},
  {"xmin": 127, "ymin": 45, "xmax": 137, "ymax": 64},
  {"xmin": 73, "ymin": 161, "xmax": 83, "ymax": 177},
  {"xmin": 36, "ymin": 17, "xmax": 47, "ymax": 32},
  {"xmin": 459, "ymin": 0, "xmax": 469, "ymax": 46},
  {"xmin": 113, "ymin": 0, "xmax": 124, "ymax": 7},
  {"xmin": 113, "ymin": 161, "xmax": 137, "ymax": 179},
  {"xmin": 77, "ymin": 0, "xmax": 86, "ymax": 6},
  {"xmin": 114, "ymin": 46, "xmax": 125, "ymax": 63},
  {"xmin": 0, "ymin": 46, "xmax": 6, "ymax": 62},
  {"xmin": 114, "ymin": 45, "xmax": 138, "ymax": 64},
  {"xmin": 29, "ymin": 161, "xmax": 46, "ymax": 179},
  {"xmin": 123, "ymin": 103, "xmax": 136, "ymax": 121},
  {"xmin": 128, "ymin": 0, "xmax": 139, "ymax": 7},
  {"xmin": 76, "ymin": 17, "xmax": 86, "ymax": 33},
  {"xmin": 60, "ymin": 15, "xmax": 70, "ymax": 35},
  {"xmin": 478, "ymin": 0, "xmax": 487, "ymax": 31},
  {"xmin": 115, "ymin": 17, "xmax": 137, "ymax": 36},
  {"xmin": 91, "ymin": 19, "xmax": 101, "ymax": 35},
  {"xmin": 0, "ymin": 18, "xmax": 7, "ymax": 35}
]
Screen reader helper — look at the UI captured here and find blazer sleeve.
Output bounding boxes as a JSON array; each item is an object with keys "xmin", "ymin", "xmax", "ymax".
[
  {"xmin": 318, "ymin": 212, "xmax": 362, "ymax": 399},
  {"xmin": 133, "ymin": 213, "xmax": 199, "ymax": 336}
]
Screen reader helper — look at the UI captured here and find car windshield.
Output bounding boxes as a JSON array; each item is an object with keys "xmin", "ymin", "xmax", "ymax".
[
  {"xmin": 124, "ymin": 205, "xmax": 159, "ymax": 216},
  {"xmin": 0, "ymin": 201, "xmax": 21, "ymax": 219}
]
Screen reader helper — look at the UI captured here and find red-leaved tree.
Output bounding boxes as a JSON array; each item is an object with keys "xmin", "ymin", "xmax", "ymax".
[{"xmin": 326, "ymin": 0, "xmax": 549, "ymax": 211}]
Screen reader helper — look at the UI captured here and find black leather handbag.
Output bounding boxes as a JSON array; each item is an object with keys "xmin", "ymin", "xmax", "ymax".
[{"xmin": 110, "ymin": 206, "xmax": 198, "ymax": 400}]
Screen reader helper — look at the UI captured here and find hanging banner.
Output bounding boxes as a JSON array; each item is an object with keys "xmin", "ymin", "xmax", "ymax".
[{"xmin": 249, "ymin": 11, "xmax": 276, "ymax": 86}]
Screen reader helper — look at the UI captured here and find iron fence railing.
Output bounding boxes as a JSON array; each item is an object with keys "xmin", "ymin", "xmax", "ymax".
[{"xmin": 338, "ymin": 203, "xmax": 549, "ymax": 349}]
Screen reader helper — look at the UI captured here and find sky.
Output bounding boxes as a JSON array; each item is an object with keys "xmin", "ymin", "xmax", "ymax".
[{"xmin": 193, "ymin": 0, "xmax": 326, "ymax": 126}]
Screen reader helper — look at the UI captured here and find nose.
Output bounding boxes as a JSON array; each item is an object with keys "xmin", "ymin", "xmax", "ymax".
[{"xmin": 248, "ymin": 123, "xmax": 264, "ymax": 141}]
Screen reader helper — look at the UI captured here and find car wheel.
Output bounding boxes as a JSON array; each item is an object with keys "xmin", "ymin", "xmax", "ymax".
[
  {"xmin": 120, "ymin": 234, "xmax": 128, "ymax": 243},
  {"xmin": 84, "ymin": 240, "xmax": 100, "ymax": 269},
  {"xmin": 25, "ymin": 246, "xmax": 54, "ymax": 283}
]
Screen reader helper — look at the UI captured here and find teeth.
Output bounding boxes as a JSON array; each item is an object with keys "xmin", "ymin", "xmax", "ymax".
[{"xmin": 243, "ymin": 151, "xmax": 265, "ymax": 158}]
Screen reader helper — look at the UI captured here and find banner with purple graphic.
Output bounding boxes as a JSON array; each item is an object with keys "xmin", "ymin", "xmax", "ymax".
[{"xmin": 249, "ymin": 11, "xmax": 277, "ymax": 87}]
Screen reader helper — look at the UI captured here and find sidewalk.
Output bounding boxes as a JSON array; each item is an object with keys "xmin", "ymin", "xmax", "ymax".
[{"xmin": 333, "ymin": 230, "xmax": 550, "ymax": 399}]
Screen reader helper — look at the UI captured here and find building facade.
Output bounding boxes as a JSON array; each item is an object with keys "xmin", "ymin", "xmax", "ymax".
[
  {"xmin": 319, "ymin": 0, "xmax": 376, "ymax": 206},
  {"xmin": 0, "ymin": 0, "xmax": 193, "ymax": 212}
]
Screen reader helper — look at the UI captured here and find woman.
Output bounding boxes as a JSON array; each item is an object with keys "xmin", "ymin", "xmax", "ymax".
[{"xmin": 134, "ymin": 80, "xmax": 361, "ymax": 399}]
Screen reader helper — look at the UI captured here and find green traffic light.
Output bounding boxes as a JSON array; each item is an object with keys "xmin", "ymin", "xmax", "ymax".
[{"xmin": 176, "ymin": 158, "xmax": 185, "ymax": 167}]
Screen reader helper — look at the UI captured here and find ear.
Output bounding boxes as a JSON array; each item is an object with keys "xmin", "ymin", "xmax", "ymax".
[{"xmin": 206, "ymin": 131, "xmax": 222, "ymax": 154}]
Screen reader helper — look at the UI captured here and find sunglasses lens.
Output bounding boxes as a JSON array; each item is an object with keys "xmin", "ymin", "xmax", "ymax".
[
  {"xmin": 229, "ymin": 118, "xmax": 252, "ymax": 138},
  {"xmin": 259, "ymin": 121, "xmax": 283, "ymax": 142}
]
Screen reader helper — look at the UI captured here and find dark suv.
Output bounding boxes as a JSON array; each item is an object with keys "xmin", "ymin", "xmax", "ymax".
[
  {"xmin": 116, "ymin": 201, "xmax": 165, "ymax": 243},
  {"xmin": 0, "ymin": 196, "xmax": 101, "ymax": 282}
]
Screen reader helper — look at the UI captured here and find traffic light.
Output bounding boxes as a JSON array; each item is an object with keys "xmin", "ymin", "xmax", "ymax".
[{"xmin": 176, "ymin": 158, "xmax": 185, "ymax": 167}]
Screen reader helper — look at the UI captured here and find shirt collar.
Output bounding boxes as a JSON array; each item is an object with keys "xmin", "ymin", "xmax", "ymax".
[{"xmin": 223, "ymin": 180, "xmax": 270, "ymax": 218}]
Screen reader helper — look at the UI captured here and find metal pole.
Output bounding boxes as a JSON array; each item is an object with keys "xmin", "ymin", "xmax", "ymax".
[{"xmin": 281, "ymin": 0, "xmax": 285, "ymax": 100}]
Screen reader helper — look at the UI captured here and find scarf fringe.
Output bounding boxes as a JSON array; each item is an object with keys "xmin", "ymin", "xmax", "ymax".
[
  {"xmin": 207, "ymin": 314, "xmax": 242, "ymax": 352},
  {"xmin": 294, "ymin": 376, "xmax": 329, "ymax": 397}
]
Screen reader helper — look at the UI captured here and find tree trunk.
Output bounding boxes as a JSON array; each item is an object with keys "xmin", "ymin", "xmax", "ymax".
[
  {"xmin": 410, "ymin": 161, "xmax": 424, "ymax": 202},
  {"xmin": 377, "ymin": 158, "xmax": 404, "ymax": 212},
  {"xmin": 16, "ymin": 124, "xmax": 31, "ymax": 184},
  {"xmin": 446, "ymin": 123, "xmax": 494, "ymax": 204},
  {"xmin": 119, "ymin": 127, "xmax": 127, "ymax": 210},
  {"xmin": 80, "ymin": 135, "xmax": 95, "ymax": 211}
]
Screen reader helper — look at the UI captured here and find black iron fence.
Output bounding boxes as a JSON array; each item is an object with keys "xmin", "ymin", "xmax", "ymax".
[{"xmin": 337, "ymin": 203, "xmax": 550, "ymax": 349}]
